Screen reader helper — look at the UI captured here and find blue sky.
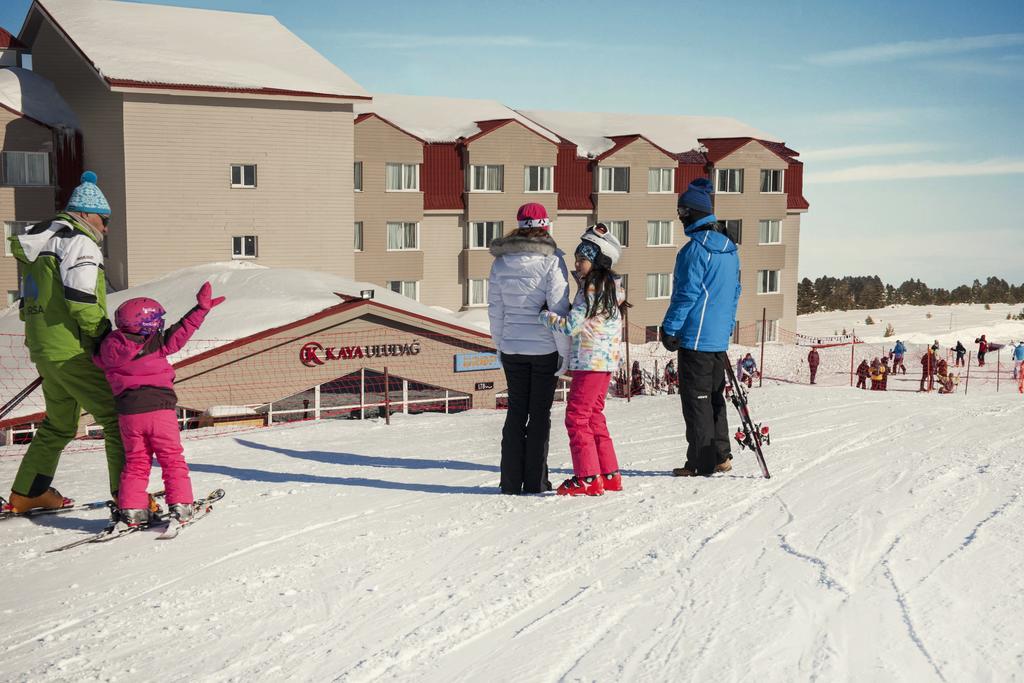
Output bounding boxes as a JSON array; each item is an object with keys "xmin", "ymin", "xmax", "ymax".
[{"xmin": 2, "ymin": 0, "xmax": 1022, "ymax": 288}]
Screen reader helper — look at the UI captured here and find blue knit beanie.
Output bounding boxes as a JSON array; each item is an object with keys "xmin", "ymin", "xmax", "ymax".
[
  {"xmin": 678, "ymin": 178, "xmax": 714, "ymax": 213},
  {"xmin": 575, "ymin": 240, "xmax": 601, "ymax": 263},
  {"xmin": 65, "ymin": 171, "xmax": 111, "ymax": 216}
]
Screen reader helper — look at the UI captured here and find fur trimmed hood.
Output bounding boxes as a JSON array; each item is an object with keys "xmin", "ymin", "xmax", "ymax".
[{"xmin": 489, "ymin": 233, "xmax": 557, "ymax": 258}]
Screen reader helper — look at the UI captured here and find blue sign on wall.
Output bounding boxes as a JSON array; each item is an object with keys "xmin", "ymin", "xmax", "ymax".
[{"xmin": 454, "ymin": 352, "xmax": 502, "ymax": 372}]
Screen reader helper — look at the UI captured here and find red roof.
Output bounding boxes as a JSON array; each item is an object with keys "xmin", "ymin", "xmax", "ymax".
[
  {"xmin": 423, "ymin": 143, "xmax": 464, "ymax": 211},
  {"xmin": 105, "ymin": 78, "xmax": 370, "ymax": 100},
  {"xmin": 556, "ymin": 142, "xmax": 593, "ymax": 211},
  {"xmin": 0, "ymin": 27, "xmax": 28, "ymax": 51},
  {"xmin": 595, "ymin": 134, "xmax": 676, "ymax": 162},
  {"xmin": 462, "ymin": 118, "xmax": 559, "ymax": 146},
  {"xmin": 676, "ymin": 149, "xmax": 708, "ymax": 164},
  {"xmin": 354, "ymin": 112, "xmax": 426, "ymax": 142}
]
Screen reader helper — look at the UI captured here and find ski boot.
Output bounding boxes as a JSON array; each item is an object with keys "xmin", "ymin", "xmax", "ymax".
[
  {"xmin": 556, "ymin": 475, "xmax": 605, "ymax": 496},
  {"xmin": 714, "ymin": 458, "xmax": 733, "ymax": 473},
  {"xmin": 167, "ymin": 502, "xmax": 193, "ymax": 522},
  {"xmin": 601, "ymin": 471, "xmax": 623, "ymax": 492},
  {"xmin": 117, "ymin": 508, "xmax": 151, "ymax": 528},
  {"xmin": 4, "ymin": 487, "xmax": 72, "ymax": 514}
]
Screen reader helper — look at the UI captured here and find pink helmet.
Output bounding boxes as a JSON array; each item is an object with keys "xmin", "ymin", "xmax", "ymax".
[{"xmin": 115, "ymin": 297, "xmax": 166, "ymax": 335}]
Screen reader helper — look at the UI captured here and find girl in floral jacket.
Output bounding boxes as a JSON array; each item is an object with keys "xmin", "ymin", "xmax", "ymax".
[{"xmin": 540, "ymin": 225, "xmax": 627, "ymax": 496}]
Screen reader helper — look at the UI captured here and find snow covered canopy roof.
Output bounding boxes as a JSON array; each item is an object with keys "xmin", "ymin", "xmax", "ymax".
[
  {"xmin": 354, "ymin": 94, "xmax": 559, "ymax": 144},
  {"xmin": 0, "ymin": 67, "xmax": 78, "ymax": 129},
  {"xmin": 517, "ymin": 109, "xmax": 779, "ymax": 158},
  {"xmin": 22, "ymin": 0, "xmax": 369, "ymax": 100}
]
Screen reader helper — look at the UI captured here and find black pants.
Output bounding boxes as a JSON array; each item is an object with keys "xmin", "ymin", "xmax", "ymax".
[
  {"xmin": 500, "ymin": 352, "xmax": 559, "ymax": 494},
  {"xmin": 678, "ymin": 349, "xmax": 731, "ymax": 475}
]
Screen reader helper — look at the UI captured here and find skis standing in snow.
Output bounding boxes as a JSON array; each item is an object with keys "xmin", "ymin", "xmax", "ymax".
[
  {"xmin": 93, "ymin": 282, "xmax": 225, "ymax": 526},
  {"xmin": 659, "ymin": 179, "xmax": 741, "ymax": 478}
]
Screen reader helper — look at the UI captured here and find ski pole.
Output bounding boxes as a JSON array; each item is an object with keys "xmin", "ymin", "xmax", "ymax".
[{"xmin": 0, "ymin": 376, "xmax": 43, "ymax": 422}]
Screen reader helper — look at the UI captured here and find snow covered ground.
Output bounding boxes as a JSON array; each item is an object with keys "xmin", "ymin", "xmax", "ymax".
[{"xmin": 2, "ymin": 383, "xmax": 1022, "ymax": 682}]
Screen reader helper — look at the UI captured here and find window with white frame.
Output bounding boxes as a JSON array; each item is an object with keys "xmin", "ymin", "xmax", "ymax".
[
  {"xmin": 607, "ymin": 220, "xmax": 628, "ymax": 247},
  {"xmin": 648, "ymin": 167, "xmax": 674, "ymax": 193},
  {"xmin": 715, "ymin": 168, "xmax": 743, "ymax": 193},
  {"xmin": 4, "ymin": 221, "xmax": 33, "ymax": 256},
  {"xmin": 646, "ymin": 273, "xmax": 672, "ymax": 299},
  {"xmin": 599, "ymin": 166, "xmax": 629, "ymax": 192},
  {"xmin": 230, "ymin": 164, "xmax": 256, "ymax": 188},
  {"xmin": 760, "ymin": 169, "xmax": 783, "ymax": 193},
  {"xmin": 2, "ymin": 152, "xmax": 50, "ymax": 186},
  {"xmin": 757, "ymin": 269, "xmax": 780, "ymax": 294},
  {"xmin": 469, "ymin": 221, "xmax": 502, "ymax": 249},
  {"xmin": 354, "ymin": 222, "xmax": 363, "ymax": 251},
  {"xmin": 524, "ymin": 165, "xmax": 553, "ymax": 192},
  {"xmin": 756, "ymin": 319, "xmax": 779, "ymax": 342},
  {"xmin": 470, "ymin": 165, "xmax": 504, "ymax": 192},
  {"xmin": 388, "ymin": 280, "xmax": 419, "ymax": 300},
  {"xmin": 466, "ymin": 279, "xmax": 488, "ymax": 307},
  {"xmin": 721, "ymin": 219, "xmax": 742, "ymax": 244},
  {"xmin": 386, "ymin": 222, "xmax": 419, "ymax": 250},
  {"xmin": 354, "ymin": 162, "xmax": 363, "ymax": 191},
  {"xmin": 646, "ymin": 220, "xmax": 673, "ymax": 246},
  {"xmin": 6, "ymin": 290, "xmax": 18, "ymax": 306},
  {"xmin": 385, "ymin": 163, "xmax": 419, "ymax": 191},
  {"xmin": 758, "ymin": 219, "xmax": 781, "ymax": 244},
  {"xmin": 232, "ymin": 235, "xmax": 258, "ymax": 259}
]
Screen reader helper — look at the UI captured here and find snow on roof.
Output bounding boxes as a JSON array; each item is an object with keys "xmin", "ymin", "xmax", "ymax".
[
  {"xmin": 355, "ymin": 94, "xmax": 559, "ymax": 144},
  {"xmin": 517, "ymin": 109, "xmax": 779, "ymax": 158},
  {"xmin": 0, "ymin": 67, "xmax": 78, "ymax": 129},
  {"xmin": 33, "ymin": 0, "xmax": 368, "ymax": 99}
]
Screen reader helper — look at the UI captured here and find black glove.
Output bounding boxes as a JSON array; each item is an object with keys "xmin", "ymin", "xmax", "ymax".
[{"xmin": 661, "ymin": 328, "xmax": 680, "ymax": 352}]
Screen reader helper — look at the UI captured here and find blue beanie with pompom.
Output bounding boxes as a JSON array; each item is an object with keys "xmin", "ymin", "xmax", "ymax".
[
  {"xmin": 65, "ymin": 170, "xmax": 111, "ymax": 216},
  {"xmin": 678, "ymin": 177, "xmax": 714, "ymax": 213}
]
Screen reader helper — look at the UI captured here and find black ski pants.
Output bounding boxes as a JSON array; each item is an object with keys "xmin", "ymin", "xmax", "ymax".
[
  {"xmin": 500, "ymin": 352, "xmax": 559, "ymax": 494},
  {"xmin": 678, "ymin": 349, "xmax": 732, "ymax": 475}
]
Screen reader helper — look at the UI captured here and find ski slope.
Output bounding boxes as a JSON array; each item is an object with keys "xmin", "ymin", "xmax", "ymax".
[{"xmin": 2, "ymin": 384, "xmax": 1022, "ymax": 682}]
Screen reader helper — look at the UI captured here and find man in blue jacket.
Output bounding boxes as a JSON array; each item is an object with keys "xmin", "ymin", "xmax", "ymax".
[{"xmin": 660, "ymin": 178, "xmax": 741, "ymax": 477}]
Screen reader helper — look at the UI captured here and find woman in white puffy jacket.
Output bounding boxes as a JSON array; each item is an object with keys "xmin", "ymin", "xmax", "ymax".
[{"xmin": 488, "ymin": 203, "xmax": 571, "ymax": 495}]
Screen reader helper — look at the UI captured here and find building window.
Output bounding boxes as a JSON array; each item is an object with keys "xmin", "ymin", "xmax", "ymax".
[
  {"xmin": 756, "ymin": 319, "xmax": 779, "ymax": 342},
  {"xmin": 354, "ymin": 162, "xmax": 363, "ymax": 192},
  {"xmin": 607, "ymin": 220, "xmax": 629, "ymax": 247},
  {"xmin": 721, "ymin": 219, "xmax": 742, "ymax": 244},
  {"xmin": 470, "ymin": 165, "xmax": 504, "ymax": 192},
  {"xmin": 469, "ymin": 221, "xmax": 502, "ymax": 249},
  {"xmin": 4, "ymin": 221, "xmax": 33, "ymax": 256},
  {"xmin": 232, "ymin": 235, "xmax": 258, "ymax": 259},
  {"xmin": 599, "ymin": 166, "xmax": 629, "ymax": 193},
  {"xmin": 6, "ymin": 290, "xmax": 18, "ymax": 306},
  {"xmin": 2, "ymin": 152, "xmax": 50, "ymax": 186},
  {"xmin": 387, "ymin": 222, "xmax": 419, "ymax": 250},
  {"xmin": 715, "ymin": 168, "xmax": 743, "ymax": 193},
  {"xmin": 648, "ymin": 168, "xmax": 674, "ymax": 193},
  {"xmin": 354, "ymin": 222, "xmax": 363, "ymax": 251},
  {"xmin": 645, "ymin": 325, "xmax": 661, "ymax": 343},
  {"xmin": 388, "ymin": 280, "xmax": 419, "ymax": 300},
  {"xmin": 230, "ymin": 164, "xmax": 256, "ymax": 188},
  {"xmin": 760, "ymin": 169, "xmax": 783, "ymax": 193},
  {"xmin": 619, "ymin": 273, "xmax": 628, "ymax": 294},
  {"xmin": 758, "ymin": 219, "xmax": 781, "ymax": 245},
  {"xmin": 646, "ymin": 273, "xmax": 672, "ymax": 299},
  {"xmin": 385, "ymin": 163, "xmax": 419, "ymax": 191},
  {"xmin": 646, "ymin": 220, "xmax": 673, "ymax": 247},
  {"xmin": 757, "ymin": 269, "xmax": 780, "ymax": 294},
  {"xmin": 524, "ymin": 166, "xmax": 553, "ymax": 192},
  {"xmin": 466, "ymin": 279, "xmax": 488, "ymax": 307}
]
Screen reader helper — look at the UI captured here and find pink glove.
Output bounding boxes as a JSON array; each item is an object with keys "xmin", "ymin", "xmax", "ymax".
[{"xmin": 196, "ymin": 281, "xmax": 226, "ymax": 311}]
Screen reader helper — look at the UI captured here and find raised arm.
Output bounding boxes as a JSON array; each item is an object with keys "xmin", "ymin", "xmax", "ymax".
[{"xmin": 162, "ymin": 282, "xmax": 224, "ymax": 355}]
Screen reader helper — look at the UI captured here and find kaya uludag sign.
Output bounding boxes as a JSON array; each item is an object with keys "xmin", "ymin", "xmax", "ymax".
[{"xmin": 300, "ymin": 340, "xmax": 421, "ymax": 368}]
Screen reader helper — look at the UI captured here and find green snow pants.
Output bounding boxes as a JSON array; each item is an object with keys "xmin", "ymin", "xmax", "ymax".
[{"xmin": 11, "ymin": 354, "xmax": 125, "ymax": 498}]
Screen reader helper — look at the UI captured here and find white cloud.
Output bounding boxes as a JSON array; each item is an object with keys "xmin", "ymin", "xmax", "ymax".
[
  {"xmin": 807, "ymin": 158, "xmax": 1024, "ymax": 183},
  {"xmin": 809, "ymin": 33, "xmax": 1024, "ymax": 66},
  {"xmin": 802, "ymin": 143, "xmax": 938, "ymax": 162}
]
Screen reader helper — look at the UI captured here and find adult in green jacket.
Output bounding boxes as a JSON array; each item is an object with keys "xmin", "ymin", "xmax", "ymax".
[{"xmin": 5, "ymin": 171, "xmax": 125, "ymax": 513}]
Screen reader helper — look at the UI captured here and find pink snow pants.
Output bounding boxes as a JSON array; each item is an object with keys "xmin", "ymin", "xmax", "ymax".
[
  {"xmin": 565, "ymin": 371, "xmax": 618, "ymax": 478},
  {"xmin": 117, "ymin": 410, "xmax": 193, "ymax": 509}
]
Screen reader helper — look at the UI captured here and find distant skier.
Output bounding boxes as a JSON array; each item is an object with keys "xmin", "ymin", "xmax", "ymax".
[
  {"xmin": 1012, "ymin": 341, "xmax": 1024, "ymax": 380},
  {"xmin": 94, "ymin": 282, "xmax": 225, "ymax": 526},
  {"xmin": 856, "ymin": 360, "xmax": 870, "ymax": 390},
  {"xmin": 738, "ymin": 353, "xmax": 758, "ymax": 388},
  {"xmin": 975, "ymin": 335, "xmax": 988, "ymax": 366},
  {"xmin": 953, "ymin": 340, "xmax": 967, "ymax": 367},
  {"xmin": 664, "ymin": 359, "xmax": 678, "ymax": 395},
  {"xmin": 807, "ymin": 347, "xmax": 820, "ymax": 385},
  {"xmin": 630, "ymin": 360, "xmax": 644, "ymax": 396},
  {"xmin": 880, "ymin": 357, "xmax": 890, "ymax": 390},
  {"xmin": 870, "ymin": 358, "xmax": 883, "ymax": 390},
  {"xmin": 891, "ymin": 340, "xmax": 907, "ymax": 374},
  {"xmin": 920, "ymin": 345, "xmax": 939, "ymax": 391}
]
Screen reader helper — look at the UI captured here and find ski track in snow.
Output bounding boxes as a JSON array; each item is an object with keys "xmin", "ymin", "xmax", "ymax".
[{"xmin": 1, "ymin": 383, "xmax": 1023, "ymax": 682}]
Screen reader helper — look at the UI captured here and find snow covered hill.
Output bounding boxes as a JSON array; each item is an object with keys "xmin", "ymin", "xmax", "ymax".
[{"xmin": 2, "ymin": 384, "xmax": 1022, "ymax": 682}]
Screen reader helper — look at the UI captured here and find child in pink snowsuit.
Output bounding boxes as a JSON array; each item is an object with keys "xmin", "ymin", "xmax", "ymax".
[
  {"xmin": 94, "ymin": 282, "xmax": 224, "ymax": 523},
  {"xmin": 540, "ymin": 225, "xmax": 625, "ymax": 496}
]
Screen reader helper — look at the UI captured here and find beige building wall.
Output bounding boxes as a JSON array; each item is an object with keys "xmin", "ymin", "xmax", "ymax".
[
  {"xmin": 121, "ymin": 93, "xmax": 355, "ymax": 286},
  {"xmin": 353, "ymin": 117, "xmax": 424, "ymax": 289},
  {"xmin": 30, "ymin": 16, "xmax": 128, "ymax": 288},
  {"xmin": 0, "ymin": 111, "xmax": 56, "ymax": 302},
  {"xmin": 712, "ymin": 141, "xmax": 791, "ymax": 343},
  {"xmin": 420, "ymin": 212, "xmax": 463, "ymax": 310},
  {"xmin": 593, "ymin": 139, "xmax": 679, "ymax": 339}
]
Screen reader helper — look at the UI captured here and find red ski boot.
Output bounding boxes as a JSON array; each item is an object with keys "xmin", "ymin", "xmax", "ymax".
[
  {"xmin": 601, "ymin": 471, "xmax": 623, "ymax": 491},
  {"xmin": 556, "ymin": 475, "xmax": 605, "ymax": 496}
]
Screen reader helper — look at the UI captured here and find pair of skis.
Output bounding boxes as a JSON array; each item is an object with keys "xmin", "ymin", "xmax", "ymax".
[{"xmin": 724, "ymin": 354, "xmax": 771, "ymax": 479}]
